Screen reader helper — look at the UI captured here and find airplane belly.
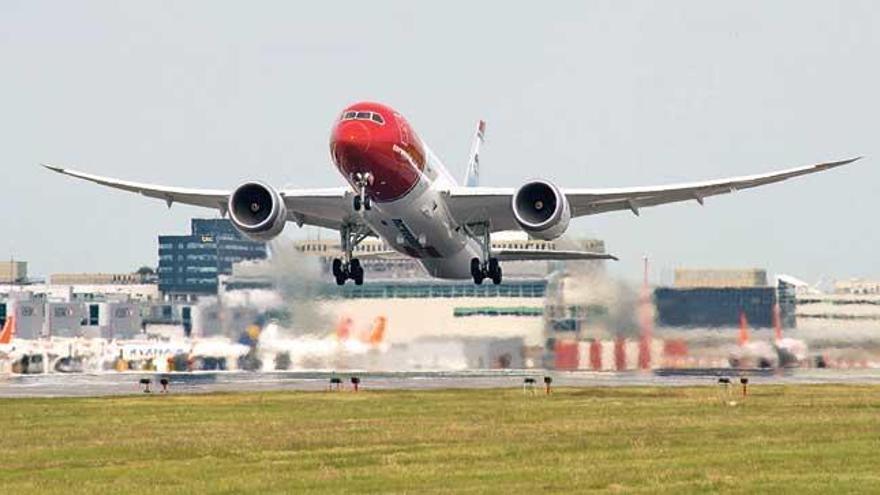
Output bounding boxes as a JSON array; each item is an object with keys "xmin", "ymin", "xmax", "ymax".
[{"xmin": 364, "ymin": 178, "xmax": 479, "ymax": 279}]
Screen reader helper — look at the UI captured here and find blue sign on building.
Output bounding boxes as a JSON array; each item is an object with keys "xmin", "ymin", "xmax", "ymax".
[{"xmin": 158, "ymin": 219, "xmax": 267, "ymax": 296}]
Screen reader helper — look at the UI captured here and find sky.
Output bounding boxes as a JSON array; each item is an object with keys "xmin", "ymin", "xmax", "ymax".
[{"xmin": 0, "ymin": 1, "xmax": 877, "ymax": 284}]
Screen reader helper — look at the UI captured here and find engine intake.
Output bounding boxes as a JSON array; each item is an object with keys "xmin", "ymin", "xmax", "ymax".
[
  {"xmin": 228, "ymin": 182, "xmax": 287, "ymax": 241},
  {"xmin": 511, "ymin": 180, "xmax": 570, "ymax": 240}
]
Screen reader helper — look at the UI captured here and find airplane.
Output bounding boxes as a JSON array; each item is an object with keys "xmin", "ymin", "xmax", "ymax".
[
  {"xmin": 728, "ymin": 309, "xmax": 807, "ymax": 369},
  {"xmin": 43, "ymin": 101, "xmax": 860, "ymax": 286},
  {"xmin": 729, "ymin": 312, "xmax": 777, "ymax": 369},
  {"xmin": 0, "ymin": 315, "xmax": 97, "ymax": 373},
  {"xmin": 772, "ymin": 304, "xmax": 807, "ymax": 368},
  {"xmin": 257, "ymin": 316, "xmax": 389, "ymax": 370},
  {"xmin": 0, "ymin": 316, "xmax": 16, "ymax": 356}
]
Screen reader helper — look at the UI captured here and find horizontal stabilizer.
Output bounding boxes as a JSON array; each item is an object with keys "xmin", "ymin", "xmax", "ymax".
[
  {"xmin": 355, "ymin": 250, "xmax": 401, "ymax": 260},
  {"xmin": 494, "ymin": 249, "xmax": 618, "ymax": 262}
]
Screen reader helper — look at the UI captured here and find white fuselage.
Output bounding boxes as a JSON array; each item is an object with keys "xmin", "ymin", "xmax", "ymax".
[{"xmin": 353, "ymin": 149, "xmax": 483, "ymax": 279}]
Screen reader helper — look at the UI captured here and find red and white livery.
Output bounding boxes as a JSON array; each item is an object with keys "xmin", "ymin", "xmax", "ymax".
[{"xmin": 45, "ymin": 101, "xmax": 859, "ymax": 285}]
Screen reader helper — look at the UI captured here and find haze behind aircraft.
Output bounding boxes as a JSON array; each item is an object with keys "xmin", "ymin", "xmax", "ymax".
[
  {"xmin": 44, "ymin": 102, "xmax": 859, "ymax": 285},
  {"xmin": 729, "ymin": 309, "xmax": 807, "ymax": 369},
  {"xmin": 257, "ymin": 316, "xmax": 389, "ymax": 370}
]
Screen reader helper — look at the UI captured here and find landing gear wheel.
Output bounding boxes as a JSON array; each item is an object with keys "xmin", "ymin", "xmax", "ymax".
[
  {"xmin": 350, "ymin": 259, "xmax": 364, "ymax": 286},
  {"xmin": 470, "ymin": 257, "xmax": 502, "ymax": 285},
  {"xmin": 491, "ymin": 265, "xmax": 502, "ymax": 285},
  {"xmin": 487, "ymin": 257, "xmax": 502, "ymax": 285},
  {"xmin": 470, "ymin": 258, "xmax": 485, "ymax": 285},
  {"xmin": 363, "ymin": 196, "xmax": 372, "ymax": 211},
  {"xmin": 331, "ymin": 256, "xmax": 364, "ymax": 286},
  {"xmin": 335, "ymin": 223, "xmax": 369, "ymax": 286},
  {"xmin": 470, "ymin": 258, "xmax": 481, "ymax": 278},
  {"xmin": 484, "ymin": 257, "xmax": 502, "ymax": 285},
  {"xmin": 353, "ymin": 195, "xmax": 362, "ymax": 212}
]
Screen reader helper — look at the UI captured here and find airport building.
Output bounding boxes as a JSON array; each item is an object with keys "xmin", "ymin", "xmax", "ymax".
[
  {"xmin": 796, "ymin": 292, "xmax": 880, "ymax": 333},
  {"xmin": 653, "ymin": 268, "xmax": 793, "ymax": 329},
  {"xmin": 834, "ymin": 279, "xmax": 880, "ymax": 295},
  {"xmin": 158, "ymin": 219, "xmax": 267, "ymax": 299},
  {"xmin": 49, "ymin": 272, "xmax": 152, "ymax": 285},
  {"xmin": 292, "ymin": 234, "xmax": 607, "ymax": 279},
  {"xmin": 216, "ymin": 234, "xmax": 610, "ymax": 368},
  {"xmin": 0, "ymin": 291, "xmax": 143, "ymax": 339},
  {"xmin": 0, "ymin": 261, "xmax": 27, "ymax": 284}
]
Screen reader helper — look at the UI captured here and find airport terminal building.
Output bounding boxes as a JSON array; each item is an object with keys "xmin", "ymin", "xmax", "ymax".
[
  {"xmin": 654, "ymin": 268, "xmax": 795, "ymax": 329},
  {"xmin": 158, "ymin": 219, "xmax": 267, "ymax": 299}
]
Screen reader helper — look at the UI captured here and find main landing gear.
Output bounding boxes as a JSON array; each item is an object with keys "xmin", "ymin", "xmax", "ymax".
[
  {"xmin": 332, "ymin": 257, "xmax": 363, "ymax": 286},
  {"xmin": 351, "ymin": 172, "xmax": 373, "ymax": 212},
  {"xmin": 470, "ymin": 256, "xmax": 502, "ymax": 285},
  {"xmin": 332, "ymin": 224, "xmax": 368, "ymax": 286},
  {"xmin": 465, "ymin": 222, "xmax": 503, "ymax": 285}
]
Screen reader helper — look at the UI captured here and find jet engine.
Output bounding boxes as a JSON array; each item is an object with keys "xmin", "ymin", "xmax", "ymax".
[
  {"xmin": 511, "ymin": 180, "xmax": 570, "ymax": 240},
  {"xmin": 227, "ymin": 182, "xmax": 288, "ymax": 241}
]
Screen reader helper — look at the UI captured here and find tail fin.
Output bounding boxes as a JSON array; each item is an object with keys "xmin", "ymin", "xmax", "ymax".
[
  {"xmin": 335, "ymin": 316, "xmax": 352, "ymax": 341},
  {"xmin": 773, "ymin": 304, "xmax": 783, "ymax": 341},
  {"xmin": 738, "ymin": 311, "xmax": 750, "ymax": 346},
  {"xmin": 463, "ymin": 120, "xmax": 485, "ymax": 187},
  {"xmin": 367, "ymin": 316, "xmax": 386, "ymax": 345},
  {"xmin": 0, "ymin": 316, "xmax": 15, "ymax": 344}
]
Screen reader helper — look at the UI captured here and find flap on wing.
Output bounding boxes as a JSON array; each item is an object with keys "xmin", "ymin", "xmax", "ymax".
[{"xmin": 494, "ymin": 249, "xmax": 618, "ymax": 262}]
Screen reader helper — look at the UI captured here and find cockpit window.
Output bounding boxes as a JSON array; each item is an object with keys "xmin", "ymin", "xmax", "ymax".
[{"xmin": 340, "ymin": 110, "xmax": 385, "ymax": 125}]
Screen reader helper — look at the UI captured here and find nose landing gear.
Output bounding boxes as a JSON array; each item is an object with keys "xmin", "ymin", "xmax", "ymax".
[
  {"xmin": 351, "ymin": 172, "xmax": 374, "ymax": 212},
  {"xmin": 353, "ymin": 195, "xmax": 371, "ymax": 212}
]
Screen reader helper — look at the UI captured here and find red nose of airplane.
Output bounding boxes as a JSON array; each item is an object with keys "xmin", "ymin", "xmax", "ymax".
[{"xmin": 332, "ymin": 120, "xmax": 372, "ymax": 154}]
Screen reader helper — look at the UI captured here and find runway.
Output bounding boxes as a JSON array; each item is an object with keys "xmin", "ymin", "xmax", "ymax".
[{"xmin": 3, "ymin": 368, "xmax": 880, "ymax": 398}]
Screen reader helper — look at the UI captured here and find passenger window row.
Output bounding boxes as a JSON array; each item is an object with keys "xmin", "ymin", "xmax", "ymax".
[{"xmin": 341, "ymin": 111, "xmax": 385, "ymax": 124}]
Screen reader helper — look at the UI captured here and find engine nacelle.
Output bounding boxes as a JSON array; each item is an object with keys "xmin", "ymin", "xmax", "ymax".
[
  {"xmin": 511, "ymin": 180, "xmax": 571, "ymax": 240},
  {"xmin": 227, "ymin": 181, "xmax": 287, "ymax": 241}
]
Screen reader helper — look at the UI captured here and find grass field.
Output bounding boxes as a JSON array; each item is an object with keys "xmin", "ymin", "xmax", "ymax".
[{"xmin": 1, "ymin": 385, "xmax": 879, "ymax": 494}]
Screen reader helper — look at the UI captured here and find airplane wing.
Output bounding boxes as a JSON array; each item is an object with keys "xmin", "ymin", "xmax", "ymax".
[
  {"xmin": 494, "ymin": 249, "xmax": 617, "ymax": 262},
  {"xmin": 444, "ymin": 157, "xmax": 860, "ymax": 231},
  {"xmin": 42, "ymin": 164, "xmax": 358, "ymax": 232}
]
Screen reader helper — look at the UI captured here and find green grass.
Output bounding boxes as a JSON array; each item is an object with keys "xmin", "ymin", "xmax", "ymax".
[{"xmin": 2, "ymin": 385, "xmax": 879, "ymax": 494}]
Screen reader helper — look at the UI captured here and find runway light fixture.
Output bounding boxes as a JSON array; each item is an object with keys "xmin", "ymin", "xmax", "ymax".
[
  {"xmin": 718, "ymin": 377, "xmax": 732, "ymax": 403},
  {"xmin": 329, "ymin": 377, "xmax": 342, "ymax": 391},
  {"xmin": 543, "ymin": 376, "xmax": 553, "ymax": 395},
  {"xmin": 523, "ymin": 377, "xmax": 536, "ymax": 395},
  {"xmin": 139, "ymin": 378, "xmax": 152, "ymax": 394},
  {"xmin": 740, "ymin": 377, "xmax": 749, "ymax": 397},
  {"xmin": 350, "ymin": 376, "xmax": 361, "ymax": 392},
  {"xmin": 159, "ymin": 377, "xmax": 170, "ymax": 394}
]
